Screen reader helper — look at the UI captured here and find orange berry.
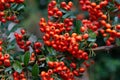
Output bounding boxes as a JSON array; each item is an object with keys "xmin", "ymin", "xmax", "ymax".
[
  {"xmin": 105, "ymin": 23, "xmax": 111, "ymax": 29},
  {"xmin": 116, "ymin": 25, "xmax": 120, "ymax": 30},
  {"xmin": 80, "ymin": 27, "xmax": 86, "ymax": 32},
  {"xmin": 79, "ymin": 67, "xmax": 85, "ymax": 73},
  {"xmin": 72, "ymin": 33, "xmax": 77, "ymax": 37},
  {"xmin": 83, "ymin": 33, "xmax": 89, "ymax": 40}
]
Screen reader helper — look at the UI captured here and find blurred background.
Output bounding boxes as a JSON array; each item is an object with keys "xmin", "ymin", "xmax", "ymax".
[{"xmin": 21, "ymin": 0, "xmax": 120, "ymax": 80}]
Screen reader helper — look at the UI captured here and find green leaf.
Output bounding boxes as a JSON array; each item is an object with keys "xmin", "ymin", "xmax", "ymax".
[
  {"xmin": 13, "ymin": 61, "xmax": 22, "ymax": 73},
  {"xmin": 88, "ymin": 38, "xmax": 96, "ymax": 42},
  {"xmin": 62, "ymin": 11, "xmax": 71, "ymax": 18},
  {"xmin": 5, "ymin": 67, "xmax": 12, "ymax": 73},
  {"xmin": 73, "ymin": 20, "xmax": 82, "ymax": 34},
  {"xmin": 12, "ymin": 51, "xmax": 24, "ymax": 58},
  {"xmin": 89, "ymin": 32, "xmax": 96, "ymax": 39},
  {"xmin": 27, "ymin": 66, "xmax": 33, "ymax": 71},
  {"xmin": 32, "ymin": 64, "xmax": 39, "ymax": 77},
  {"xmin": 11, "ymin": 3, "xmax": 18, "ymax": 10},
  {"xmin": 116, "ymin": 38, "xmax": 120, "ymax": 46},
  {"xmin": 17, "ymin": 4, "xmax": 25, "ymax": 11},
  {"xmin": 116, "ymin": 0, "xmax": 120, "ymax": 4},
  {"xmin": 47, "ymin": 47, "xmax": 56, "ymax": 55},
  {"xmin": 46, "ymin": 55, "xmax": 57, "ymax": 62},
  {"xmin": 46, "ymin": 57, "xmax": 53, "ymax": 62},
  {"xmin": 38, "ymin": 55, "xmax": 44, "ymax": 58},
  {"xmin": 24, "ymin": 51, "xmax": 30, "ymax": 66},
  {"xmin": 88, "ymin": 31, "xmax": 97, "ymax": 42},
  {"xmin": 60, "ymin": 9, "xmax": 67, "ymax": 13},
  {"xmin": 7, "ymin": 44, "xmax": 15, "ymax": 51}
]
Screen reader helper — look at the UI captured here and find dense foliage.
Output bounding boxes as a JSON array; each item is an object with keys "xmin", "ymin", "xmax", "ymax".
[{"xmin": 0, "ymin": 0, "xmax": 120, "ymax": 80}]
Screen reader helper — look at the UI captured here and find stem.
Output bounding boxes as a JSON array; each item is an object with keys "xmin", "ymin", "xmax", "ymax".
[{"xmin": 0, "ymin": 45, "xmax": 118, "ymax": 73}]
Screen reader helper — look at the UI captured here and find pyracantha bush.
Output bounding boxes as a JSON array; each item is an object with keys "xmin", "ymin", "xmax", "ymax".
[{"xmin": 0, "ymin": 0, "xmax": 120, "ymax": 80}]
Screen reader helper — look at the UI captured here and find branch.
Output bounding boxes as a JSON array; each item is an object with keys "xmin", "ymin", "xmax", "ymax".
[
  {"xmin": 92, "ymin": 45, "xmax": 118, "ymax": 51},
  {"xmin": 0, "ymin": 55, "xmax": 63, "ymax": 73},
  {"xmin": 0, "ymin": 45, "xmax": 119, "ymax": 73}
]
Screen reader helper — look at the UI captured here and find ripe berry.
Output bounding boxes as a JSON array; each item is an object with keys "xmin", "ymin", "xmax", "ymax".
[
  {"xmin": 116, "ymin": 25, "xmax": 120, "ymax": 30},
  {"xmin": 4, "ymin": 54, "xmax": 10, "ymax": 59},
  {"xmin": 56, "ymin": 11, "xmax": 63, "ymax": 17},
  {"xmin": 48, "ymin": 11, "xmax": 54, "ymax": 16},
  {"xmin": 0, "ymin": 52, "xmax": 2, "ymax": 58},
  {"xmin": 80, "ymin": 27, "xmax": 86, "ymax": 32},
  {"xmin": 4, "ymin": 59, "xmax": 11, "ymax": 67},
  {"xmin": 70, "ymin": 62, "xmax": 76, "ymax": 69},
  {"xmin": 79, "ymin": 67, "xmax": 85, "ymax": 73},
  {"xmin": 68, "ymin": 1, "xmax": 73, "ymax": 7},
  {"xmin": 61, "ymin": 2, "xmax": 66, "ymax": 8},
  {"xmin": 26, "ymin": 41, "xmax": 31, "ymax": 46},
  {"xmin": 51, "ymin": 1, "xmax": 56, "ymax": 6},
  {"xmin": 0, "ymin": 12, "xmax": 5, "ymax": 16},
  {"xmin": 21, "ymin": 29, "xmax": 26, "ymax": 35},
  {"xmin": 83, "ymin": 33, "xmax": 89, "ymax": 40},
  {"xmin": 0, "ymin": 46, "xmax": 2, "ymax": 52}
]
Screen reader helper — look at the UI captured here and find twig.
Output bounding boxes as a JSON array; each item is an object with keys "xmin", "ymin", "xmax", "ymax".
[
  {"xmin": 0, "ymin": 45, "xmax": 119, "ymax": 73},
  {"xmin": 0, "ymin": 55, "xmax": 63, "ymax": 73},
  {"xmin": 92, "ymin": 45, "xmax": 118, "ymax": 51}
]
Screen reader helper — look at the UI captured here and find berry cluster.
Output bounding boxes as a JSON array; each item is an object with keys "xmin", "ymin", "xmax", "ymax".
[
  {"xmin": 13, "ymin": 71, "xmax": 26, "ymax": 80},
  {"xmin": 100, "ymin": 24, "xmax": 120, "ymax": 46},
  {"xmin": 79, "ymin": 0, "xmax": 120, "ymax": 46},
  {"xmin": 14, "ymin": 29, "xmax": 43, "ymax": 54},
  {"xmin": 39, "ymin": 1, "xmax": 120, "ymax": 79},
  {"xmin": 30, "ymin": 53, "xmax": 35, "ymax": 61},
  {"xmin": 34, "ymin": 42, "xmax": 42, "ymax": 54},
  {"xmin": 0, "ymin": 0, "xmax": 24, "ymax": 23},
  {"xmin": 41, "ymin": 61, "xmax": 74, "ymax": 80},
  {"xmin": 48, "ymin": 0, "xmax": 62, "ymax": 17},
  {"xmin": 40, "ymin": 61, "xmax": 87, "ymax": 80},
  {"xmin": 40, "ymin": 17, "xmax": 89, "ymax": 59},
  {"xmin": 14, "ymin": 29, "xmax": 31, "ymax": 51},
  {"xmin": 48, "ymin": 1, "xmax": 72, "ymax": 18},
  {"xmin": 0, "ymin": 40, "xmax": 10, "ymax": 67},
  {"xmin": 60, "ymin": 1, "xmax": 73, "ymax": 11}
]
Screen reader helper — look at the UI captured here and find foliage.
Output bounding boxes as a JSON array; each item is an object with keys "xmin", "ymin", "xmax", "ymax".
[{"xmin": 0, "ymin": 0, "xmax": 120, "ymax": 80}]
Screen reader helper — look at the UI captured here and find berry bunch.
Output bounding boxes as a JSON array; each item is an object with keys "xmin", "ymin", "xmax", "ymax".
[
  {"xmin": 0, "ymin": 0, "xmax": 24, "ymax": 23},
  {"xmin": 14, "ymin": 29, "xmax": 31, "ymax": 51},
  {"xmin": 34, "ymin": 42, "xmax": 42, "ymax": 54},
  {"xmin": 13, "ymin": 71, "xmax": 26, "ymax": 80},
  {"xmin": 0, "ymin": 0, "xmax": 119, "ymax": 80},
  {"xmin": 60, "ymin": 1, "xmax": 73, "ymax": 11},
  {"xmin": 48, "ymin": 1, "xmax": 72, "ymax": 18},
  {"xmin": 79, "ymin": 0, "xmax": 120, "ymax": 46},
  {"xmin": 30, "ymin": 53, "xmax": 35, "ymax": 61},
  {"xmin": 39, "ymin": 1, "xmax": 120, "ymax": 79},
  {"xmin": 41, "ymin": 61, "xmax": 74, "ymax": 80},
  {"xmin": 40, "ymin": 17, "xmax": 89, "ymax": 59},
  {"xmin": 0, "ymin": 40, "xmax": 10, "ymax": 67},
  {"xmin": 14, "ymin": 29, "xmax": 43, "ymax": 53},
  {"xmin": 40, "ymin": 61, "xmax": 87, "ymax": 80}
]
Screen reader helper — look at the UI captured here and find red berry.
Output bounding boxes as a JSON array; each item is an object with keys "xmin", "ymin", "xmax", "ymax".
[
  {"xmin": 4, "ymin": 59, "xmax": 11, "ymax": 67},
  {"xmin": 116, "ymin": 25, "xmax": 120, "ymax": 30},
  {"xmin": 21, "ymin": 29, "xmax": 26, "ymax": 35},
  {"xmin": 83, "ymin": 33, "xmax": 89, "ymax": 40},
  {"xmin": 4, "ymin": 54, "xmax": 10, "ymax": 59},
  {"xmin": 0, "ymin": 46, "xmax": 2, "ymax": 52},
  {"xmin": 79, "ymin": 67, "xmax": 85, "ymax": 73},
  {"xmin": 56, "ymin": 11, "xmax": 63, "ymax": 17}
]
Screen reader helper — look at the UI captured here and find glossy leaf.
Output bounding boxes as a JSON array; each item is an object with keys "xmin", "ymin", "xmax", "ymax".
[
  {"xmin": 32, "ymin": 64, "xmax": 39, "ymax": 77},
  {"xmin": 13, "ymin": 61, "xmax": 23, "ymax": 73},
  {"xmin": 24, "ymin": 51, "xmax": 30, "ymax": 66}
]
